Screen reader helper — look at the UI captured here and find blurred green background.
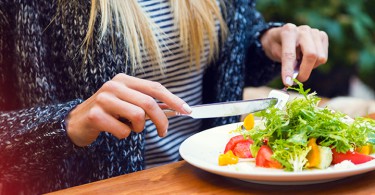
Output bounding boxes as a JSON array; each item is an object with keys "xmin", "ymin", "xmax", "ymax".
[{"xmin": 257, "ymin": 0, "xmax": 375, "ymax": 98}]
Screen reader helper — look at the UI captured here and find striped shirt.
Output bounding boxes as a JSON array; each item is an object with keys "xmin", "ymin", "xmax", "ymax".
[{"xmin": 136, "ymin": 0, "xmax": 220, "ymax": 168}]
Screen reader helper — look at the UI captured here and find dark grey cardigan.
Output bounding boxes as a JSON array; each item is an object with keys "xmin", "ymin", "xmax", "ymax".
[{"xmin": 0, "ymin": 0, "xmax": 280, "ymax": 194}]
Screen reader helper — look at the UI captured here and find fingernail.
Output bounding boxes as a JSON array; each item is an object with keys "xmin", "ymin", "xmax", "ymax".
[
  {"xmin": 182, "ymin": 103, "xmax": 192, "ymax": 114},
  {"xmin": 285, "ymin": 76, "xmax": 293, "ymax": 86},
  {"xmin": 162, "ymin": 129, "xmax": 168, "ymax": 137}
]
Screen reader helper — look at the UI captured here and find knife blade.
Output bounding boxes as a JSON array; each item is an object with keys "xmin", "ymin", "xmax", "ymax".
[{"xmin": 148, "ymin": 98, "xmax": 277, "ymax": 119}]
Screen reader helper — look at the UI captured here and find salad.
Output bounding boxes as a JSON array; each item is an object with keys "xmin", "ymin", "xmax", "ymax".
[{"xmin": 218, "ymin": 81, "xmax": 375, "ymax": 171}]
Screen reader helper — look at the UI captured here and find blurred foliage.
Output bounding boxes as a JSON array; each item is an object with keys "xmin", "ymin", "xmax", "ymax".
[{"xmin": 256, "ymin": 0, "xmax": 375, "ymax": 97}]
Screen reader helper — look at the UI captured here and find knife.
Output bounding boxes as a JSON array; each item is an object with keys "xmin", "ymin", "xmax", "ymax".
[{"xmin": 147, "ymin": 98, "xmax": 277, "ymax": 119}]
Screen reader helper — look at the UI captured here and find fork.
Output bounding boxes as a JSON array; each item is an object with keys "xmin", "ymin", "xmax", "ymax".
[
  {"xmin": 282, "ymin": 70, "xmax": 299, "ymax": 92},
  {"xmin": 268, "ymin": 65, "xmax": 300, "ymax": 109}
]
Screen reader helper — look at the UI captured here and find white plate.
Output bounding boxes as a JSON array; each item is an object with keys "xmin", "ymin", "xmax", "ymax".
[{"xmin": 179, "ymin": 122, "xmax": 375, "ymax": 185}]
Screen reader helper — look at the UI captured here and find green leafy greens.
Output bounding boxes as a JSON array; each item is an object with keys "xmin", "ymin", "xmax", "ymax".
[{"xmin": 242, "ymin": 80, "xmax": 375, "ymax": 171}]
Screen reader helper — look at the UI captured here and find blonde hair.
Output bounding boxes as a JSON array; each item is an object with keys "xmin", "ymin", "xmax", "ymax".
[{"xmin": 84, "ymin": 0, "xmax": 227, "ymax": 73}]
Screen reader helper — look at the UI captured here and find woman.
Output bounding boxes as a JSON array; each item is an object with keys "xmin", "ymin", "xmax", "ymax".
[{"xmin": 0, "ymin": 0, "xmax": 328, "ymax": 194}]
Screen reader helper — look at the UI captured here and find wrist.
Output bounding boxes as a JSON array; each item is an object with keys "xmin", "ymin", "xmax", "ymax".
[{"xmin": 65, "ymin": 109, "xmax": 98, "ymax": 147}]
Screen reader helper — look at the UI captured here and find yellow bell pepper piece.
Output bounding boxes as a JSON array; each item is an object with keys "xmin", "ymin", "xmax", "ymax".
[
  {"xmin": 356, "ymin": 144, "xmax": 372, "ymax": 155},
  {"xmin": 306, "ymin": 138, "xmax": 320, "ymax": 168},
  {"xmin": 243, "ymin": 113, "xmax": 255, "ymax": 130},
  {"xmin": 218, "ymin": 150, "xmax": 239, "ymax": 166}
]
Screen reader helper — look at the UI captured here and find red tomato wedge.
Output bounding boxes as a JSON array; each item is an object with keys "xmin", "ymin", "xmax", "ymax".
[
  {"xmin": 255, "ymin": 145, "xmax": 282, "ymax": 168},
  {"xmin": 233, "ymin": 141, "xmax": 253, "ymax": 158},
  {"xmin": 224, "ymin": 135, "xmax": 253, "ymax": 158},
  {"xmin": 332, "ymin": 148, "xmax": 374, "ymax": 165}
]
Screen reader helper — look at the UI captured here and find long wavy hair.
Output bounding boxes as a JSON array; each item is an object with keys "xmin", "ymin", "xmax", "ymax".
[{"xmin": 83, "ymin": 0, "xmax": 228, "ymax": 73}]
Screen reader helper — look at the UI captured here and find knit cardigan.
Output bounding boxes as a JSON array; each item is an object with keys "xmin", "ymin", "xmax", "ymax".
[{"xmin": 0, "ymin": 0, "xmax": 280, "ymax": 194}]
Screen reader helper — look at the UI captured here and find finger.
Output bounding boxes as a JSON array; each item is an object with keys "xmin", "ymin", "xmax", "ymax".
[
  {"xmin": 114, "ymin": 74, "xmax": 192, "ymax": 115},
  {"xmin": 95, "ymin": 92, "xmax": 146, "ymax": 133},
  {"xmin": 158, "ymin": 103, "xmax": 172, "ymax": 110},
  {"xmin": 311, "ymin": 29, "xmax": 327, "ymax": 67},
  {"xmin": 297, "ymin": 26, "xmax": 318, "ymax": 82},
  {"xmin": 123, "ymin": 89, "xmax": 169, "ymax": 137},
  {"xmin": 320, "ymin": 30, "xmax": 329, "ymax": 64},
  {"xmin": 280, "ymin": 23, "xmax": 298, "ymax": 86},
  {"xmin": 87, "ymin": 106, "xmax": 132, "ymax": 139},
  {"xmin": 269, "ymin": 42, "xmax": 282, "ymax": 62},
  {"xmin": 101, "ymin": 80, "xmax": 169, "ymax": 137}
]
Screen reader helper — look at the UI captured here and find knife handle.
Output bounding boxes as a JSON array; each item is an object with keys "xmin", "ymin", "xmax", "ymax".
[{"xmin": 145, "ymin": 109, "xmax": 182, "ymax": 120}]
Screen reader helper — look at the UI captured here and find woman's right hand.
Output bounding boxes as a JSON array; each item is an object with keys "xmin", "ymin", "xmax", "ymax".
[{"xmin": 65, "ymin": 73, "xmax": 192, "ymax": 147}]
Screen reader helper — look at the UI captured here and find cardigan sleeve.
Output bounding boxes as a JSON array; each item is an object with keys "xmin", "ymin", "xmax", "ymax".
[
  {"xmin": 241, "ymin": 1, "xmax": 284, "ymax": 87},
  {"xmin": 0, "ymin": 100, "xmax": 91, "ymax": 183},
  {"xmin": 0, "ymin": 1, "xmax": 18, "ymax": 110},
  {"xmin": 244, "ymin": 21, "xmax": 284, "ymax": 87},
  {"xmin": 0, "ymin": 4, "xmax": 89, "ymax": 183},
  {"xmin": 201, "ymin": 0, "xmax": 283, "ymax": 129}
]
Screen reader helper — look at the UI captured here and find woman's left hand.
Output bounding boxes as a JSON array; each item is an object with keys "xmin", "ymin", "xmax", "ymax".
[{"xmin": 260, "ymin": 23, "xmax": 329, "ymax": 86}]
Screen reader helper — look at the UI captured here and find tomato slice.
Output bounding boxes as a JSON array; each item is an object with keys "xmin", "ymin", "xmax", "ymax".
[
  {"xmin": 255, "ymin": 145, "xmax": 282, "ymax": 168},
  {"xmin": 233, "ymin": 141, "xmax": 253, "ymax": 158},
  {"xmin": 332, "ymin": 148, "xmax": 374, "ymax": 165},
  {"xmin": 224, "ymin": 135, "xmax": 253, "ymax": 153}
]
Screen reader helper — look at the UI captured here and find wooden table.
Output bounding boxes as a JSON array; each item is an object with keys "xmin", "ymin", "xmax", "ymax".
[
  {"xmin": 48, "ymin": 113, "xmax": 375, "ymax": 195},
  {"xmin": 48, "ymin": 160, "xmax": 375, "ymax": 195}
]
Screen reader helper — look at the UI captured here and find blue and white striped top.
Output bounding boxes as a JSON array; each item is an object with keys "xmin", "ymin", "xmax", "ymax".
[{"xmin": 136, "ymin": 0, "xmax": 220, "ymax": 168}]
